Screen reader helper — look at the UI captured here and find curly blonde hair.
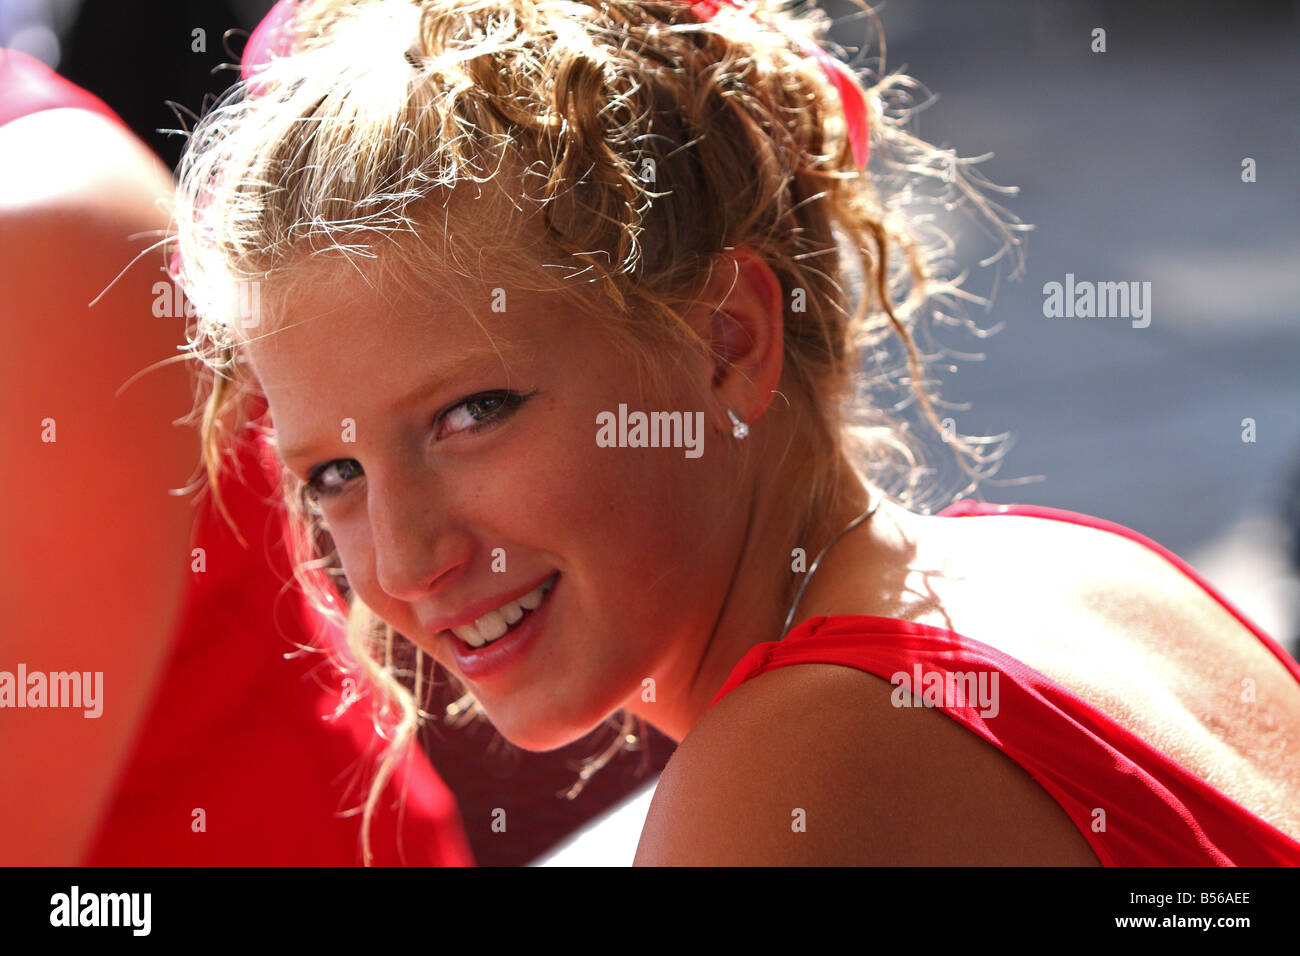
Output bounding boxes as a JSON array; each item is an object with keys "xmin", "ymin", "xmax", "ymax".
[{"xmin": 171, "ymin": 0, "xmax": 1025, "ymax": 864}]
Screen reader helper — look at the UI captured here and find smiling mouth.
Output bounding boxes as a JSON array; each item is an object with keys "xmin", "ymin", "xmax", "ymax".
[{"xmin": 444, "ymin": 573, "xmax": 558, "ymax": 649}]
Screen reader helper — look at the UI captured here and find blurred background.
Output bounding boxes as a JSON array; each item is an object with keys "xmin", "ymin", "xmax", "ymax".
[
  {"xmin": 5, "ymin": 0, "xmax": 1296, "ymax": 864},
  {"xmin": 840, "ymin": 0, "xmax": 1300, "ymax": 663}
]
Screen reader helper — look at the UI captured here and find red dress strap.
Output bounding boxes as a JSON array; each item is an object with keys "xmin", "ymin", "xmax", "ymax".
[{"xmin": 707, "ymin": 502, "xmax": 1300, "ymax": 865}]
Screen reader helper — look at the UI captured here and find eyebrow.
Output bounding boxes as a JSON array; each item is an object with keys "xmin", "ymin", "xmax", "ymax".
[{"xmin": 273, "ymin": 340, "xmax": 520, "ymax": 466}]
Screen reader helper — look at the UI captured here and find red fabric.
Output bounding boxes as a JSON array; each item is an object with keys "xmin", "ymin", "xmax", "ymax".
[
  {"xmin": 241, "ymin": 0, "xmax": 299, "ymax": 97},
  {"xmin": 83, "ymin": 409, "xmax": 473, "ymax": 865},
  {"xmin": 0, "ymin": 48, "xmax": 119, "ymax": 128},
  {"xmin": 3, "ymin": 55, "xmax": 472, "ymax": 865},
  {"xmin": 680, "ymin": 0, "xmax": 869, "ymax": 169},
  {"xmin": 709, "ymin": 500, "xmax": 1300, "ymax": 865}
]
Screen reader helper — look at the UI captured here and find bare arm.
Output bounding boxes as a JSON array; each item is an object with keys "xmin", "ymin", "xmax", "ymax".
[{"xmin": 0, "ymin": 108, "xmax": 196, "ymax": 864}]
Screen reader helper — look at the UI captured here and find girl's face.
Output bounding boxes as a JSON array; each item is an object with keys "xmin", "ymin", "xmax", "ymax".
[{"xmin": 247, "ymin": 261, "xmax": 744, "ymax": 750}]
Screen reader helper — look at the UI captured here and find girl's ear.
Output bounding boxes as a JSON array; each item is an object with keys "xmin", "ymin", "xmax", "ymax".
[
  {"xmin": 696, "ymin": 246, "xmax": 785, "ymax": 426},
  {"xmin": 709, "ymin": 306, "xmax": 752, "ymax": 385}
]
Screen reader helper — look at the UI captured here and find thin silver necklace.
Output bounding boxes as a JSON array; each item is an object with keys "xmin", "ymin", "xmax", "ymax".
[{"xmin": 780, "ymin": 495, "xmax": 883, "ymax": 637}]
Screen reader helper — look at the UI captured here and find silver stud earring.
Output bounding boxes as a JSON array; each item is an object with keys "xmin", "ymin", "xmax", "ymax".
[{"xmin": 727, "ymin": 409, "xmax": 749, "ymax": 440}]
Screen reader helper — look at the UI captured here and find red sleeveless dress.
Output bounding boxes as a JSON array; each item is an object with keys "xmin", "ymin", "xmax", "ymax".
[
  {"xmin": 3, "ymin": 48, "xmax": 473, "ymax": 865},
  {"xmin": 710, "ymin": 501, "xmax": 1300, "ymax": 865}
]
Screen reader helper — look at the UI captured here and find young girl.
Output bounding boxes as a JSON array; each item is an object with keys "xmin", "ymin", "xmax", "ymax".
[{"xmin": 171, "ymin": 0, "xmax": 1300, "ymax": 864}]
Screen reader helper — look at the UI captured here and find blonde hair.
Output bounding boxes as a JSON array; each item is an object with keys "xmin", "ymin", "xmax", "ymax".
[{"xmin": 172, "ymin": 0, "xmax": 1025, "ymax": 864}]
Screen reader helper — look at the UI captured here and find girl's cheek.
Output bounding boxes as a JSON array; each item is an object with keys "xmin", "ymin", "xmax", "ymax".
[{"xmin": 329, "ymin": 526, "xmax": 375, "ymax": 595}]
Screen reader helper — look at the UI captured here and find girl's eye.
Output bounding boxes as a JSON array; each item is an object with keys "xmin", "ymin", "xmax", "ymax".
[
  {"xmin": 437, "ymin": 389, "xmax": 533, "ymax": 439},
  {"xmin": 306, "ymin": 458, "xmax": 363, "ymax": 500},
  {"xmin": 304, "ymin": 389, "xmax": 534, "ymax": 501}
]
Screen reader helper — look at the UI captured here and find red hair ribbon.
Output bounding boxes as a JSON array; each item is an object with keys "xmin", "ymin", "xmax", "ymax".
[
  {"xmin": 241, "ymin": 0, "xmax": 301, "ymax": 95},
  {"xmin": 685, "ymin": 0, "xmax": 869, "ymax": 169},
  {"xmin": 238, "ymin": 1, "xmax": 868, "ymax": 168}
]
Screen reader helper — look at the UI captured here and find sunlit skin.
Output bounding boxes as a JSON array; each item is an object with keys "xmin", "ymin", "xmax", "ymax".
[{"xmin": 244, "ymin": 242, "xmax": 920, "ymax": 750}]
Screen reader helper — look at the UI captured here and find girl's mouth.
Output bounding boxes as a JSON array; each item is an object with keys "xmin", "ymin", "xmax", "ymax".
[
  {"xmin": 444, "ymin": 572, "xmax": 558, "ymax": 648},
  {"xmin": 445, "ymin": 572, "xmax": 560, "ymax": 683}
]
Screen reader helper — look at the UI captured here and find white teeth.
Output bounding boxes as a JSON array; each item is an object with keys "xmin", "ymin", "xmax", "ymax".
[
  {"xmin": 449, "ymin": 575, "xmax": 556, "ymax": 648},
  {"xmin": 451, "ymin": 622, "xmax": 485, "ymax": 648},
  {"xmin": 475, "ymin": 609, "xmax": 509, "ymax": 642}
]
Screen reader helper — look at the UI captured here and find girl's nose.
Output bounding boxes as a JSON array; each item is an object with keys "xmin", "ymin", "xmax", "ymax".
[{"xmin": 367, "ymin": 471, "xmax": 472, "ymax": 603}]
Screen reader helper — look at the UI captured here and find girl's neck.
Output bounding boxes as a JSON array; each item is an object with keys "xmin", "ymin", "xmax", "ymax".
[{"xmin": 632, "ymin": 445, "xmax": 901, "ymax": 743}]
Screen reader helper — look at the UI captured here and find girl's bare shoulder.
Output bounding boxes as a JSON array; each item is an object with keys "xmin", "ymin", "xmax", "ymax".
[
  {"xmin": 634, "ymin": 661, "xmax": 1100, "ymax": 866},
  {"xmin": 910, "ymin": 512, "xmax": 1300, "ymax": 842}
]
